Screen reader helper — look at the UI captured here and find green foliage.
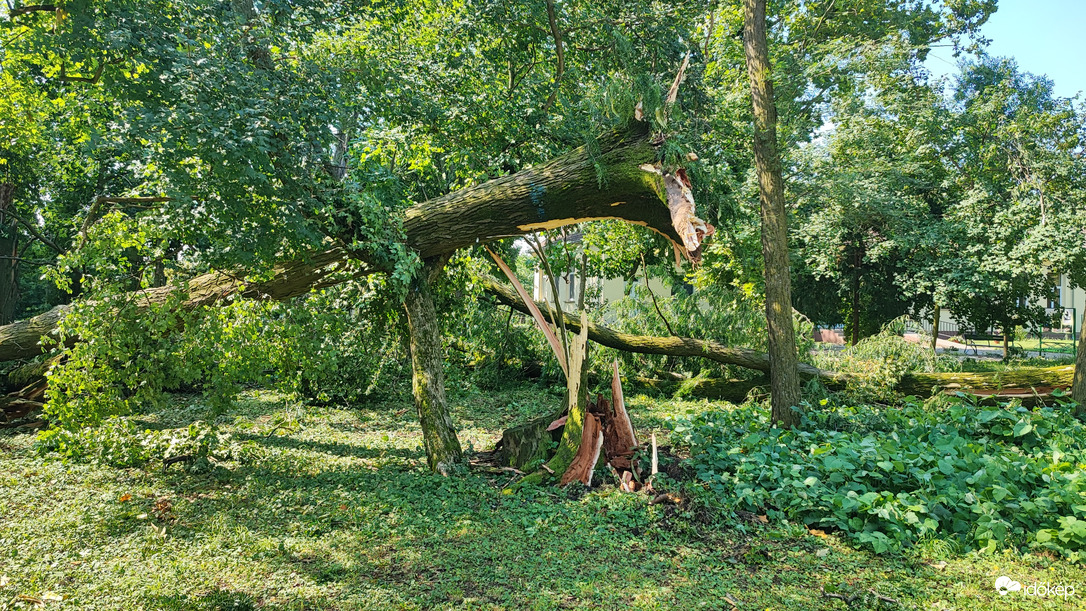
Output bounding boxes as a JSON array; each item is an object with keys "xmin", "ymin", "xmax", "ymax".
[
  {"xmin": 36, "ymin": 418, "xmax": 228, "ymax": 471},
  {"xmin": 673, "ymin": 394, "xmax": 1086, "ymax": 559},
  {"xmin": 813, "ymin": 321, "xmax": 944, "ymax": 401},
  {"xmin": 269, "ymin": 281, "xmax": 409, "ymax": 405}
]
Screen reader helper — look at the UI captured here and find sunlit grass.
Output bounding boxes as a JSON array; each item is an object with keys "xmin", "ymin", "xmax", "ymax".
[{"xmin": 1, "ymin": 385, "xmax": 1083, "ymax": 609}]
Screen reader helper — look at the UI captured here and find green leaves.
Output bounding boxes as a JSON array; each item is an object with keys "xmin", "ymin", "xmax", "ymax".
[{"xmin": 673, "ymin": 395, "xmax": 1086, "ymax": 559}]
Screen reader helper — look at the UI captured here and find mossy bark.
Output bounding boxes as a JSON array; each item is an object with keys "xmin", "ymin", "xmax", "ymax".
[
  {"xmin": 494, "ymin": 408, "xmax": 565, "ymax": 471},
  {"xmin": 0, "ymin": 122, "xmax": 689, "ymax": 363},
  {"xmin": 897, "ymin": 366, "xmax": 1074, "ymax": 397},
  {"xmin": 743, "ymin": 0, "xmax": 802, "ymax": 428},
  {"xmin": 515, "ymin": 313, "xmax": 591, "ymax": 487},
  {"xmin": 403, "ymin": 261, "xmax": 463, "ymax": 473},
  {"xmin": 482, "ymin": 275, "xmax": 843, "ymax": 384}
]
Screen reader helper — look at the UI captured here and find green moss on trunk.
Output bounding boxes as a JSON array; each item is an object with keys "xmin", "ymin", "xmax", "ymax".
[{"xmin": 403, "ymin": 262, "xmax": 463, "ymax": 473}]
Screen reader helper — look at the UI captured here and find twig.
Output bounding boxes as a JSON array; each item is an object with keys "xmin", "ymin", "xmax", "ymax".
[
  {"xmin": 641, "ymin": 253, "xmax": 676, "ymax": 336},
  {"xmin": 162, "ymin": 455, "xmax": 194, "ymax": 471}
]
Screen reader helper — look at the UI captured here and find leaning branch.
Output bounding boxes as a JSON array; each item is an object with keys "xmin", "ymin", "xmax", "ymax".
[{"xmin": 478, "ymin": 275, "xmax": 845, "ymax": 383}]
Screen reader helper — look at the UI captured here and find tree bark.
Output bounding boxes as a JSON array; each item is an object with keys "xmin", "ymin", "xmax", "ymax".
[
  {"xmin": 403, "ymin": 260, "xmax": 463, "ymax": 474},
  {"xmin": 0, "ymin": 230, "xmax": 18, "ymax": 325},
  {"xmin": 1073, "ymin": 307, "xmax": 1086, "ymax": 409},
  {"xmin": 897, "ymin": 365, "xmax": 1073, "ymax": 401},
  {"xmin": 0, "ymin": 183, "xmax": 19, "ymax": 325},
  {"xmin": 743, "ymin": 0, "xmax": 802, "ymax": 428},
  {"xmin": 930, "ymin": 305, "xmax": 941, "ymax": 353},
  {"xmin": 0, "ymin": 121, "xmax": 706, "ymax": 362},
  {"xmin": 481, "ymin": 275, "xmax": 845, "ymax": 384},
  {"xmin": 402, "ymin": 122, "xmax": 692, "ymax": 260}
]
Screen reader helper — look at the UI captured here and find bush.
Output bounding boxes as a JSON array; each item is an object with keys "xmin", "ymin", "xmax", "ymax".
[{"xmin": 671, "ymin": 394, "xmax": 1086, "ymax": 560}]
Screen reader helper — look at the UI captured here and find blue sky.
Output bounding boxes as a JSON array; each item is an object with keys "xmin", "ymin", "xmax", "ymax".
[{"xmin": 925, "ymin": 0, "xmax": 1086, "ymax": 99}]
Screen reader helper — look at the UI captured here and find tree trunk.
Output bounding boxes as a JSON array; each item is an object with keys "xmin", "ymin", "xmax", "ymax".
[
  {"xmin": 403, "ymin": 260, "xmax": 463, "ymax": 473},
  {"xmin": 1073, "ymin": 307, "xmax": 1086, "ymax": 409},
  {"xmin": 1003, "ymin": 326, "xmax": 1010, "ymax": 360},
  {"xmin": 898, "ymin": 365, "xmax": 1073, "ymax": 401},
  {"xmin": 930, "ymin": 305, "xmax": 941, "ymax": 353},
  {"xmin": 743, "ymin": 0, "xmax": 802, "ymax": 428},
  {"xmin": 0, "ymin": 122, "xmax": 709, "ymax": 362},
  {"xmin": 0, "ymin": 183, "xmax": 18, "ymax": 325},
  {"xmin": 0, "ymin": 230, "xmax": 18, "ymax": 326},
  {"xmin": 481, "ymin": 274, "xmax": 845, "ymax": 384}
]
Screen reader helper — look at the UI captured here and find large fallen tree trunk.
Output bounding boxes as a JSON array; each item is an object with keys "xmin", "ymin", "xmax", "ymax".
[
  {"xmin": 478, "ymin": 274, "xmax": 845, "ymax": 384},
  {"xmin": 479, "ymin": 274, "xmax": 1081, "ymax": 403},
  {"xmin": 897, "ymin": 365, "xmax": 1075, "ymax": 400},
  {"xmin": 1, "ymin": 120, "xmax": 717, "ymax": 460},
  {"xmin": 0, "ymin": 121, "xmax": 702, "ymax": 363}
]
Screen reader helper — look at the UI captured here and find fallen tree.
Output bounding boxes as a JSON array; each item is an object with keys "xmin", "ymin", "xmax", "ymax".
[
  {"xmin": 478, "ymin": 275, "xmax": 1080, "ymax": 404},
  {"xmin": 478, "ymin": 274, "xmax": 844, "ymax": 384},
  {"xmin": 0, "ymin": 120, "xmax": 717, "ymax": 468}
]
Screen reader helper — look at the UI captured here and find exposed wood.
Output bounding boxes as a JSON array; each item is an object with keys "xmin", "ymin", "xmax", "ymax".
[
  {"xmin": 487, "ymin": 246, "xmax": 567, "ymax": 377},
  {"xmin": 559, "ymin": 413, "xmax": 603, "ymax": 486},
  {"xmin": 1073, "ymin": 307, "xmax": 1085, "ymax": 408},
  {"xmin": 599, "ymin": 366, "xmax": 637, "ymax": 472},
  {"xmin": 744, "ymin": 0, "xmax": 802, "ymax": 427},
  {"xmin": 610, "ymin": 361, "xmax": 635, "ymax": 447},
  {"xmin": 650, "ymin": 432, "xmax": 658, "ymax": 477},
  {"xmin": 544, "ymin": 311, "xmax": 591, "ymax": 482}
]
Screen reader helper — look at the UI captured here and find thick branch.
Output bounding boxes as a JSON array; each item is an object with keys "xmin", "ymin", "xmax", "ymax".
[
  {"xmin": 0, "ymin": 249, "xmax": 348, "ymax": 361},
  {"xmin": 8, "ymin": 4, "xmax": 57, "ymax": 17},
  {"xmin": 479, "ymin": 275, "xmax": 843, "ymax": 383},
  {"xmin": 0, "ymin": 121, "xmax": 708, "ymax": 361},
  {"xmin": 403, "ymin": 122, "xmax": 690, "ymax": 259}
]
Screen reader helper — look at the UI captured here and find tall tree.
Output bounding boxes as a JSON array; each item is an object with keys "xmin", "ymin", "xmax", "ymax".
[{"xmin": 743, "ymin": 0, "xmax": 801, "ymax": 427}]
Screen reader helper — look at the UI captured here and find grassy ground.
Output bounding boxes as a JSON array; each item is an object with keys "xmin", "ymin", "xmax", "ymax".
[{"xmin": 2, "ymin": 383, "xmax": 1084, "ymax": 610}]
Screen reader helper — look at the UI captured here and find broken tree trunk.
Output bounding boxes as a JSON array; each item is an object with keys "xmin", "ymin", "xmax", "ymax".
[
  {"xmin": 897, "ymin": 365, "xmax": 1076, "ymax": 402},
  {"xmin": 539, "ymin": 311, "xmax": 592, "ymax": 485},
  {"xmin": 403, "ymin": 260, "xmax": 463, "ymax": 474},
  {"xmin": 494, "ymin": 355, "xmax": 641, "ymax": 489},
  {"xmin": 481, "ymin": 274, "xmax": 1079, "ymax": 405},
  {"xmin": 0, "ymin": 121, "xmax": 706, "ymax": 363},
  {"xmin": 479, "ymin": 274, "xmax": 845, "ymax": 384}
]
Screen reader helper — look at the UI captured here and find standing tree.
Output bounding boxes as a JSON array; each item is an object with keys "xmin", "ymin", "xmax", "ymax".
[{"xmin": 743, "ymin": 0, "xmax": 801, "ymax": 427}]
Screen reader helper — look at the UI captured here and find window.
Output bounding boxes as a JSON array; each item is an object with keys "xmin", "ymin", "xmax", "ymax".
[{"xmin": 1049, "ymin": 277, "xmax": 1062, "ymax": 310}]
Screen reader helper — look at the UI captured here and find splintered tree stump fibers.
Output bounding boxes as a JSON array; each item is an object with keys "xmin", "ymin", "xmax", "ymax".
[{"xmin": 559, "ymin": 411, "xmax": 604, "ymax": 486}]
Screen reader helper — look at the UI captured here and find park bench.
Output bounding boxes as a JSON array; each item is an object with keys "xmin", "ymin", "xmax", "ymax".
[{"xmin": 961, "ymin": 331, "xmax": 1004, "ymax": 355}]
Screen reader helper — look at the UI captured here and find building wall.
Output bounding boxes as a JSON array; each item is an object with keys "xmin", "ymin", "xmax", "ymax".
[{"xmin": 532, "ymin": 270, "xmax": 670, "ymax": 308}]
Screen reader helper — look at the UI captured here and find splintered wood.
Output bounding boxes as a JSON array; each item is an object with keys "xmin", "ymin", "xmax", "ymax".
[{"xmin": 558, "ymin": 360, "xmax": 643, "ymax": 488}]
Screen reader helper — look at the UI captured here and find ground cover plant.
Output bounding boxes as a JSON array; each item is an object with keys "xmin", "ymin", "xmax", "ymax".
[{"xmin": 673, "ymin": 393, "xmax": 1086, "ymax": 559}]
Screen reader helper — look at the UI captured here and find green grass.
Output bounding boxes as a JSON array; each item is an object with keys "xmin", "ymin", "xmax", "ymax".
[{"xmin": 2, "ymin": 384, "xmax": 1085, "ymax": 610}]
